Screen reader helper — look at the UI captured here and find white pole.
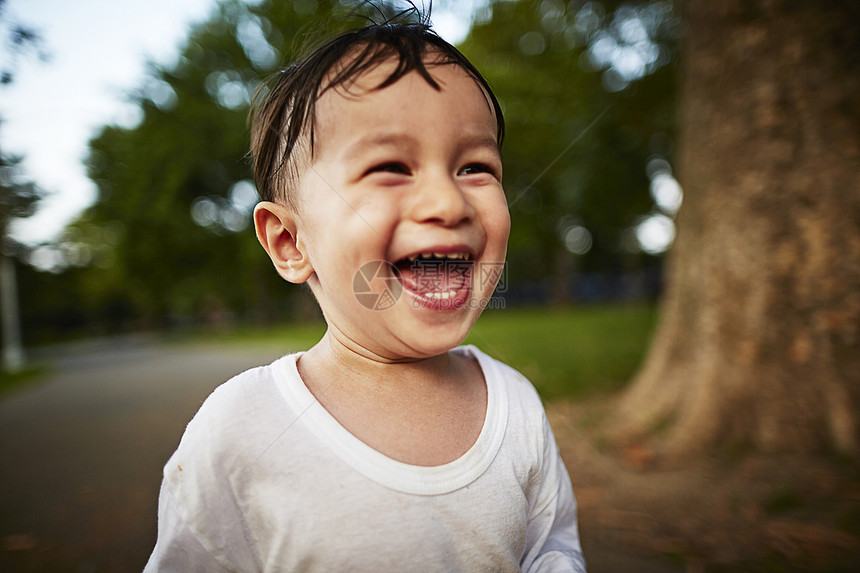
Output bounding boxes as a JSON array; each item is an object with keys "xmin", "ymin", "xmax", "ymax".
[{"xmin": 1, "ymin": 253, "xmax": 24, "ymax": 373}]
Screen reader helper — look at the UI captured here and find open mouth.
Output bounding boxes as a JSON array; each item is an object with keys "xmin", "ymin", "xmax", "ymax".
[{"xmin": 393, "ymin": 251, "xmax": 473, "ymax": 309}]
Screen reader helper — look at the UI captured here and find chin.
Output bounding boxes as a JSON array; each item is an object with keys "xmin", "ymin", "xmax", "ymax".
[{"xmin": 398, "ymin": 317, "xmax": 476, "ymax": 358}]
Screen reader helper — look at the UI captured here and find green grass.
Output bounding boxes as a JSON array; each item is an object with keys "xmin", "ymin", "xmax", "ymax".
[
  {"xmin": 199, "ymin": 303, "xmax": 658, "ymax": 401},
  {"xmin": 0, "ymin": 364, "xmax": 48, "ymax": 398},
  {"xmin": 185, "ymin": 320, "xmax": 328, "ymax": 352},
  {"xmin": 465, "ymin": 304, "xmax": 658, "ymax": 400}
]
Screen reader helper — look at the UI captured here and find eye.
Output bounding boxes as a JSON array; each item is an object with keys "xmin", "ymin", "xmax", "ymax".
[
  {"xmin": 458, "ymin": 163, "xmax": 496, "ymax": 177},
  {"xmin": 367, "ymin": 162, "xmax": 411, "ymax": 176}
]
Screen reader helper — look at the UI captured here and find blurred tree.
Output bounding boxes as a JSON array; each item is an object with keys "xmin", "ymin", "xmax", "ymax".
[
  {"xmin": 0, "ymin": 154, "xmax": 39, "ymax": 238},
  {"xmin": 616, "ymin": 0, "xmax": 860, "ymax": 457},
  {"xmin": 1, "ymin": 0, "xmax": 45, "ymax": 369},
  {"xmin": 76, "ymin": 0, "xmax": 679, "ymax": 332},
  {"xmin": 0, "ymin": 154, "xmax": 40, "ymax": 370},
  {"xmin": 81, "ymin": 0, "xmax": 372, "ymax": 328},
  {"xmin": 0, "ymin": 0, "xmax": 46, "ymax": 85},
  {"xmin": 459, "ymin": 0, "xmax": 678, "ymax": 302}
]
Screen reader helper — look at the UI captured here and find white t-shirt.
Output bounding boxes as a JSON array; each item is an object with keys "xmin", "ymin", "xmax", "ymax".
[{"xmin": 145, "ymin": 345, "xmax": 586, "ymax": 572}]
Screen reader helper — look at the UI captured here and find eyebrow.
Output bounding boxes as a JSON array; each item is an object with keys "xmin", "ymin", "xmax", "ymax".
[
  {"xmin": 343, "ymin": 131, "xmax": 500, "ymax": 162},
  {"xmin": 463, "ymin": 134, "xmax": 502, "ymax": 154},
  {"xmin": 343, "ymin": 132, "xmax": 417, "ymax": 161}
]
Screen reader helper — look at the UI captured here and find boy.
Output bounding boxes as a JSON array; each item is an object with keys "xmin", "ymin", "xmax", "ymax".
[{"xmin": 145, "ymin": 16, "xmax": 586, "ymax": 573}]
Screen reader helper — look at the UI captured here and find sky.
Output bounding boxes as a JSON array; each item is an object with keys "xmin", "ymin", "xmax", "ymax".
[
  {"xmin": 0, "ymin": 0, "xmax": 473, "ymax": 246},
  {"xmin": 1, "ymin": 0, "xmax": 222, "ymax": 244}
]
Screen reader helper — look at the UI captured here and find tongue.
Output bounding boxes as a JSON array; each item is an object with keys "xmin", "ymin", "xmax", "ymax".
[{"xmin": 397, "ymin": 260, "xmax": 472, "ymax": 295}]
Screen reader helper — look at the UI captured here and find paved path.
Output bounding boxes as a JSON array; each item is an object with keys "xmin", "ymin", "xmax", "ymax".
[
  {"xmin": 0, "ymin": 337, "xmax": 286, "ymax": 572},
  {"xmin": 0, "ymin": 337, "xmax": 679, "ymax": 573}
]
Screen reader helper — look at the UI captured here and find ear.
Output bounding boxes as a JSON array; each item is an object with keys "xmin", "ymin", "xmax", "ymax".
[{"xmin": 254, "ymin": 201, "xmax": 314, "ymax": 284}]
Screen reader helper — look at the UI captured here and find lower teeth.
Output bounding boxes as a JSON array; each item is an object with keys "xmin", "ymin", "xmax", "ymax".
[{"xmin": 424, "ymin": 291, "xmax": 456, "ymax": 300}]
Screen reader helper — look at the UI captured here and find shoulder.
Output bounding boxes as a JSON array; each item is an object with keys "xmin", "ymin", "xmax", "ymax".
[
  {"xmin": 157, "ymin": 355, "xmax": 304, "ymax": 531},
  {"xmin": 187, "ymin": 360, "xmax": 283, "ymax": 434},
  {"xmin": 151, "ymin": 359, "xmax": 301, "ymax": 571},
  {"xmin": 166, "ymin": 354, "xmax": 302, "ymax": 477}
]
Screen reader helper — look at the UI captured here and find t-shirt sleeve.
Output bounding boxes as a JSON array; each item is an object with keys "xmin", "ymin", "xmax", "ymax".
[
  {"xmin": 144, "ymin": 475, "xmax": 235, "ymax": 573},
  {"xmin": 520, "ymin": 414, "xmax": 587, "ymax": 572},
  {"xmin": 144, "ymin": 378, "xmax": 263, "ymax": 572}
]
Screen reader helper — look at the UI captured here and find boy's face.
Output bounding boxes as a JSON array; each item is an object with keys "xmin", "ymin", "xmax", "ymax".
[{"xmin": 277, "ymin": 58, "xmax": 510, "ymax": 360}]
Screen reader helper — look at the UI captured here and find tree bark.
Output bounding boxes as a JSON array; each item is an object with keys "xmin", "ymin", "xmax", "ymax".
[{"xmin": 615, "ymin": 0, "xmax": 860, "ymax": 457}]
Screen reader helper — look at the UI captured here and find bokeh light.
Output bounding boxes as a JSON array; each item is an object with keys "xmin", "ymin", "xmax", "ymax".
[
  {"xmin": 564, "ymin": 224, "xmax": 593, "ymax": 255},
  {"xmin": 635, "ymin": 213, "xmax": 675, "ymax": 254}
]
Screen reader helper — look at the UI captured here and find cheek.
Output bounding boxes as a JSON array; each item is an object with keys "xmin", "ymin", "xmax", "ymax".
[
  {"xmin": 354, "ymin": 194, "xmax": 403, "ymax": 231},
  {"xmin": 497, "ymin": 205, "xmax": 512, "ymax": 239},
  {"xmin": 485, "ymin": 195, "xmax": 511, "ymax": 250}
]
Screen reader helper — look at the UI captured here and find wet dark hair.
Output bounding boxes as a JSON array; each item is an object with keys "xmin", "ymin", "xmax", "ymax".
[{"xmin": 250, "ymin": 14, "xmax": 505, "ymax": 205}]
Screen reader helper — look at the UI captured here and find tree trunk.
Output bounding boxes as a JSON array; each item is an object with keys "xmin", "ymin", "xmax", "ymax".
[
  {"xmin": 1, "ymin": 253, "xmax": 24, "ymax": 373},
  {"xmin": 615, "ymin": 0, "xmax": 860, "ymax": 457}
]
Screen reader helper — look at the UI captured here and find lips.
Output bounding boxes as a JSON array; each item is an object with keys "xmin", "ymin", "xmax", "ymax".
[{"xmin": 393, "ymin": 251, "xmax": 474, "ymax": 310}]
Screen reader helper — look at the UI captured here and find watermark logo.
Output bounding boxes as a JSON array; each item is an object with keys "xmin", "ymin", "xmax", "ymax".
[
  {"xmin": 408, "ymin": 259, "xmax": 471, "ymax": 293},
  {"xmin": 353, "ymin": 261, "xmax": 402, "ymax": 310},
  {"xmin": 352, "ymin": 260, "xmax": 508, "ymax": 311},
  {"xmin": 479, "ymin": 261, "xmax": 507, "ymax": 294},
  {"xmin": 400, "ymin": 260, "xmax": 507, "ymax": 293}
]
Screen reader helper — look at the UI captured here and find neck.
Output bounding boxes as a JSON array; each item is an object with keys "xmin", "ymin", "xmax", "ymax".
[{"xmin": 301, "ymin": 329, "xmax": 456, "ymax": 391}]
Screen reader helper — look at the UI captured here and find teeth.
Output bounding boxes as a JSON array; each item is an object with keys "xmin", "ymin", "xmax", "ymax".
[
  {"xmin": 407, "ymin": 251, "xmax": 471, "ymax": 261},
  {"xmin": 423, "ymin": 291, "xmax": 456, "ymax": 300}
]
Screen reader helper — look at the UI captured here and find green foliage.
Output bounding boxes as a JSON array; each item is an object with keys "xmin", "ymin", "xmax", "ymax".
[
  {"xmin": 48, "ymin": 0, "xmax": 678, "ymax": 337},
  {"xmin": 78, "ymin": 0, "xmax": 369, "ymax": 328},
  {"xmin": 465, "ymin": 303, "xmax": 657, "ymax": 399},
  {"xmin": 459, "ymin": 0, "xmax": 678, "ymax": 288},
  {"xmin": 0, "ymin": 153, "xmax": 41, "ymax": 242}
]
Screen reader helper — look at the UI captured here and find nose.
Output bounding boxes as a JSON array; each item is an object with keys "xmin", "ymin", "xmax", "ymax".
[{"xmin": 409, "ymin": 171, "xmax": 475, "ymax": 227}]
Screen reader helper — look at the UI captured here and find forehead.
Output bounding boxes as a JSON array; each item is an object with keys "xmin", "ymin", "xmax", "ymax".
[{"xmin": 313, "ymin": 59, "xmax": 499, "ymax": 150}]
